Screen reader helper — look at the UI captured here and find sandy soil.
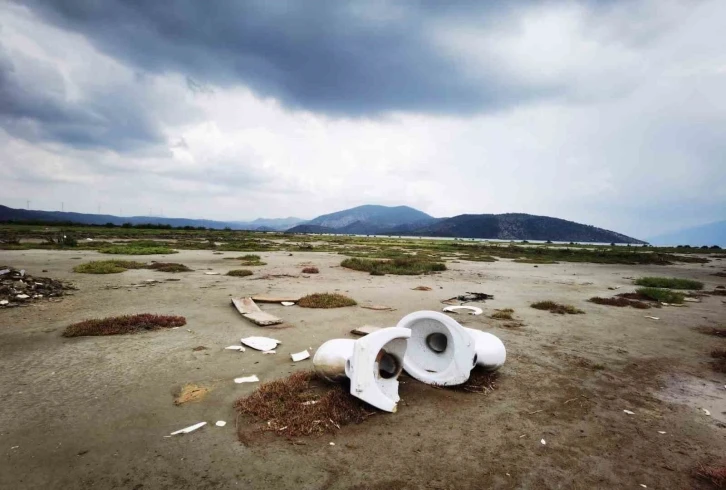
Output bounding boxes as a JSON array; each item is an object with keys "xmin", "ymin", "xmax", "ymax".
[{"xmin": 1, "ymin": 249, "xmax": 725, "ymax": 489}]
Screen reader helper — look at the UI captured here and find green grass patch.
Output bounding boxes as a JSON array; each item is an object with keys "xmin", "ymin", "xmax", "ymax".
[
  {"xmin": 341, "ymin": 257, "xmax": 446, "ymax": 276},
  {"xmin": 531, "ymin": 301, "xmax": 585, "ymax": 315},
  {"xmin": 100, "ymin": 242, "xmax": 177, "ymax": 255},
  {"xmin": 227, "ymin": 269, "xmax": 253, "ymax": 277},
  {"xmin": 73, "ymin": 260, "xmax": 147, "ymax": 274},
  {"xmin": 146, "ymin": 262, "xmax": 192, "ymax": 273},
  {"xmin": 634, "ymin": 277, "xmax": 704, "ymax": 290},
  {"xmin": 63, "ymin": 313, "xmax": 186, "ymax": 337},
  {"xmin": 297, "ymin": 293, "xmax": 357, "ymax": 308},
  {"xmin": 635, "ymin": 287, "xmax": 685, "ymax": 304}
]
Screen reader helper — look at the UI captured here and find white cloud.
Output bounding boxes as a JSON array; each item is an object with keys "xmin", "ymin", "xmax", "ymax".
[{"xmin": 1, "ymin": 0, "xmax": 724, "ymax": 237}]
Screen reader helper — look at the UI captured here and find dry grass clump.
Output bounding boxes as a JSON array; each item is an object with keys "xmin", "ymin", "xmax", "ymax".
[
  {"xmin": 234, "ymin": 371, "xmax": 371, "ymax": 438},
  {"xmin": 694, "ymin": 462, "xmax": 726, "ymax": 488},
  {"xmin": 711, "ymin": 348, "xmax": 726, "ymax": 373},
  {"xmin": 695, "ymin": 326, "xmax": 726, "ymax": 337},
  {"xmin": 302, "ymin": 267, "xmax": 319, "ymax": 274},
  {"xmin": 708, "ymin": 289, "xmax": 726, "ymax": 296},
  {"xmin": 589, "ymin": 296, "xmax": 651, "ymax": 309},
  {"xmin": 226, "ymin": 269, "xmax": 253, "ymax": 277},
  {"xmin": 531, "ymin": 301, "xmax": 584, "ymax": 315},
  {"xmin": 146, "ymin": 262, "xmax": 192, "ymax": 273},
  {"xmin": 297, "ymin": 293, "xmax": 357, "ymax": 308},
  {"xmin": 174, "ymin": 383, "xmax": 209, "ymax": 405},
  {"xmin": 73, "ymin": 260, "xmax": 147, "ymax": 274},
  {"xmin": 490, "ymin": 308, "xmax": 514, "ymax": 320},
  {"xmin": 447, "ymin": 369, "xmax": 498, "ymax": 393},
  {"xmin": 63, "ymin": 313, "xmax": 186, "ymax": 337}
]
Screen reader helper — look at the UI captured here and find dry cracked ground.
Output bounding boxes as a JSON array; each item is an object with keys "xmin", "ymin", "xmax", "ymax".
[{"xmin": 1, "ymin": 248, "xmax": 725, "ymax": 489}]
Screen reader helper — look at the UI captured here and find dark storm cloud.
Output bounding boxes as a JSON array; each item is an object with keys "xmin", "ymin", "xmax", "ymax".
[
  {"xmin": 0, "ymin": 45, "xmax": 165, "ymax": 151},
  {"xmin": 19, "ymin": 0, "xmax": 550, "ymax": 115}
]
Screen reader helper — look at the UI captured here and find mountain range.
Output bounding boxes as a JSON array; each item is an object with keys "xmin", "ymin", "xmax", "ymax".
[{"xmin": 0, "ymin": 203, "xmax": 650, "ymax": 243}]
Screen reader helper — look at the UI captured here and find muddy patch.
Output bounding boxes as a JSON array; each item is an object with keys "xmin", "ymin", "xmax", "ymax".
[{"xmin": 656, "ymin": 374, "xmax": 726, "ymax": 424}]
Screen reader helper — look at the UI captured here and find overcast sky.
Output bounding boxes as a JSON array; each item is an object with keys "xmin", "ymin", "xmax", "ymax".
[{"xmin": 1, "ymin": 1, "xmax": 724, "ymax": 238}]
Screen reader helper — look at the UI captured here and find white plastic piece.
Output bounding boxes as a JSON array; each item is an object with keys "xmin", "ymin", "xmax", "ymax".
[
  {"xmin": 241, "ymin": 336, "xmax": 280, "ymax": 351},
  {"xmin": 170, "ymin": 422, "xmax": 207, "ymax": 435},
  {"xmin": 702, "ymin": 408, "xmax": 711, "ymax": 416},
  {"xmin": 397, "ymin": 311, "xmax": 477, "ymax": 386},
  {"xmin": 623, "ymin": 409, "xmax": 635, "ymax": 415},
  {"xmin": 204, "ymin": 272, "xmax": 220, "ymax": 275},
  {"xmin": 215, "ymin": 421, "xmax": 226, "ymax": 427},
  {"xmin": 540, "ymin": 439, "xmax": 546, "ymax": 445},
  {"xmin": 291, "ymin": 350, "xmax": 310, "ymax": 362},
  {"xmin": 234, "ymin": 375, "xmax": 260, "ymax": 384},
  {"xmin": 16, "ymin": 294, "xmax": 30, "ymax": 300},
  {"xmin": 658, "ymin": 431, "xmax": 666, "ymax": 434},
  {"xmin": 281, "ymin": 301, "xmax": 295, "ymax": 306},
  {"xmin": 313, "ymin": 327, "xmax": 411, "ymax": 412},
  {"xmin": 225, "ymin": 345, "xmax": 245, "ymax": 351},
  {"xmin": 645, "ymin": 316, "xmax": 659, "ymax": 320},
  {"xmin": 0, "ymin": 300, "xmax": 8, "ymax": 306},
  {"xmin": 442, "ymin": 305, "xmax": 483, "ymax": 315}
]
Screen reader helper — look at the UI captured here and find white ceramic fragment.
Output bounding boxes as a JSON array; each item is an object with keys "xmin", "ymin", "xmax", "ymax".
[
  {"xmin": 281, "ymin": 301, "xmax": 295, "ymax": 306},
  {"xmin": 397, "ymin": 311, "xmax": 476, "ymax": 386},
  {"xmin": 204, "ymin": 272, "xmax": 220, "ymax": 275},
  {"xmin": 313, "ymin": 327, "xmax": 411, "ymax": 412},
  {"xmin": 644, "ymin": 316, "xmax": 659, "ymax": 320},
  {"xmin": 291, "ymin": 350, "xmax": 310, "ymax": 362},
  {"xmin": 0, "ymin": 300, "xmax": 8, "ymax": 306},
  {"xmin": 241, "ymin": 336, "xmax": 280, "ymax": 351},
  {"xmin": 702, "ymin": 408, "xmax": 711, "ymax": 416},
  {"xmin": 215, "ymin": 421, "xmax": 226, "ymax": 427},
  {"xmin": 442, "ymin": 305, "xmax": 483, "ymax": 315},
  {"xmin": 225, "ymin": 345, "xmax": 245, "ymax": 351},
  {"xmin": 16, "ymin": 294, "xmax": 30, "ymax": 300},
  {"xmin": 623, "ymin": 410, "xmax": 635, "ymax": 415},
  {"xmin": 540, "ymin": 439, "xmax": 546, "ymax": 445},
  {"xmin": 234, "ymin": 375, "xmax": 260, "ymax": 384},
  {"xmin": 170, "ymin": 421, "xmax": 207, "ymax": 435},
  {"xmin": 658, "ymin": 431, "xmax": 666, "ymax": 434}
]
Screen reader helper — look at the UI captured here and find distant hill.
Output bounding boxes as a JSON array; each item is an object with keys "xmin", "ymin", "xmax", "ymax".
[
  {"xmin": 288, "ymin": 205, "xmax": 435, "ymax": 234},
  {"xmin": 237, "ymin": 217, "xmax": 306, "ymax": 230},
  {"xmin": 648, "ymin": 220, "xmax": 726, "ymax": 247},
  {"xmin": 401, "ymin": 213, "xmax": 644, "ymax": 243},
  {"xmin": 288, "ymin": 207, "xmax": 644, "ymax": 244},
  {"xmin": 0, "ymin": 204, "xmax": 292, "ymax": 231}
]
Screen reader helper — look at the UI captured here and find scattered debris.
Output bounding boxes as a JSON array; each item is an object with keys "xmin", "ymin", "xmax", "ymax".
[
  {"xmin": 684, "ymin": 297, "xmax": 701, "ymax": 303},
  {"xmin": 252, "ymin": 274, "xmax": 299, "ymax": 280},
  {"xmin": 170, "ymin": 421, "xmax": 207, "ymax": 435},
  {"xmin": 360, "ymin": 304, "xmax": 394, "ymax": 311},
  {"xmin": 702, "ymin": 408, "xmax": 711, "ymax": 416},
  {"xmin": 412, "ymin": 286, "xmax": 432, "ymax": 291},
  {"xmin": 174, "ymin": 384, "xmax": 210, "ymax": 405},
  {"xmin": 251, "ymin": 295, "xmax": 301, "ymax": 303},
  {"xmin": 204, "ymin": 272, "xmax": 221, "ymax": 275},
  {"xmin": 351, "ymin": 325, "xmax": 384, "ymax": 336},
  {"xmin": 443, "ymin": 292, "xmax": 494, "ymax": 303},
  {"xmin": 192, "ymin": 346, "xmax": 208, "ymax": 351},
  {"xmin": 225, "ymin": 345, "xmax": 245, "ymax": 352},
  {"xmin": 241, "ymin": 336, "xmax": 280, "ymax": 351},
  {"xmin": 231, "ymin": 297, "xmax": 283, "ymax": 326},
  {"xmin": 235, "ymin": 375, "xmax": 260, "ymax": 384},
  {"xmin": 541, "ymin": 439, "xmax": 546, "ymax": 445},
  {"xmin": 215, "ymin": 421, "xmax": 226, "ymax": 427},
  {"xmin": 623, "ymin": 409, "xmax": 635, "ymax": 415},
  {"xmin": 645, "ymin": 316, "xmax": 660, "ymax": 320},
  {"xmin": 658, "ymin": 431, "xmax": 667, "ymax": 434},
  {"xmin": 291, "ymin": 350, "xmax": 310, "ymax": 362},
  {"xmin": 0, "ymin": 266, "xmax": 76, "ymax": 307},
  {"xmin": 281, "ymin": 301, "xmax": 295, "ymax": 306},
  {"xmin": 302, "ymin": 267, "xmax": 319, "ymax": 274},
  {"xmin": 443, "ymin": 305, "xmax": 483, "ymax": 316}
]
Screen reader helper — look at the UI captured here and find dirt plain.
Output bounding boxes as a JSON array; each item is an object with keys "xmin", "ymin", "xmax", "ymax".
[{"xmin": 1, "ymin": 248, "xmax": 725, "ymax": 489}]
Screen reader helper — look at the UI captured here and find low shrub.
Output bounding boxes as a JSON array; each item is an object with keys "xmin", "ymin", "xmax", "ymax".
[
  {"xmin": 302, "ymin": 267, "xmax": 319, "ymax": 274},
  {"xmin": 341, "ymin": 257, "xmax": 446, "ymax": 275},
  {"xmin": 63, "ymin": 314, "xmax": 186, "ymax": 337},
  {"xmin": 634, "ymin": 277, "xmax": 703, "ymax": 290},
  {"xmin": 297, "ymin": 293, "xmax": 357, "ymax": 308},
  {"xmin": 635, "ymin": 287, "xmax": 685, "ymax": 304},
  {"xmin": 531, "ymin": 301, "xmax": 584, "ymax": 315},
  {"xmin": 227, "ymin": 269, "xmax": 253, "ymax": 277}
]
